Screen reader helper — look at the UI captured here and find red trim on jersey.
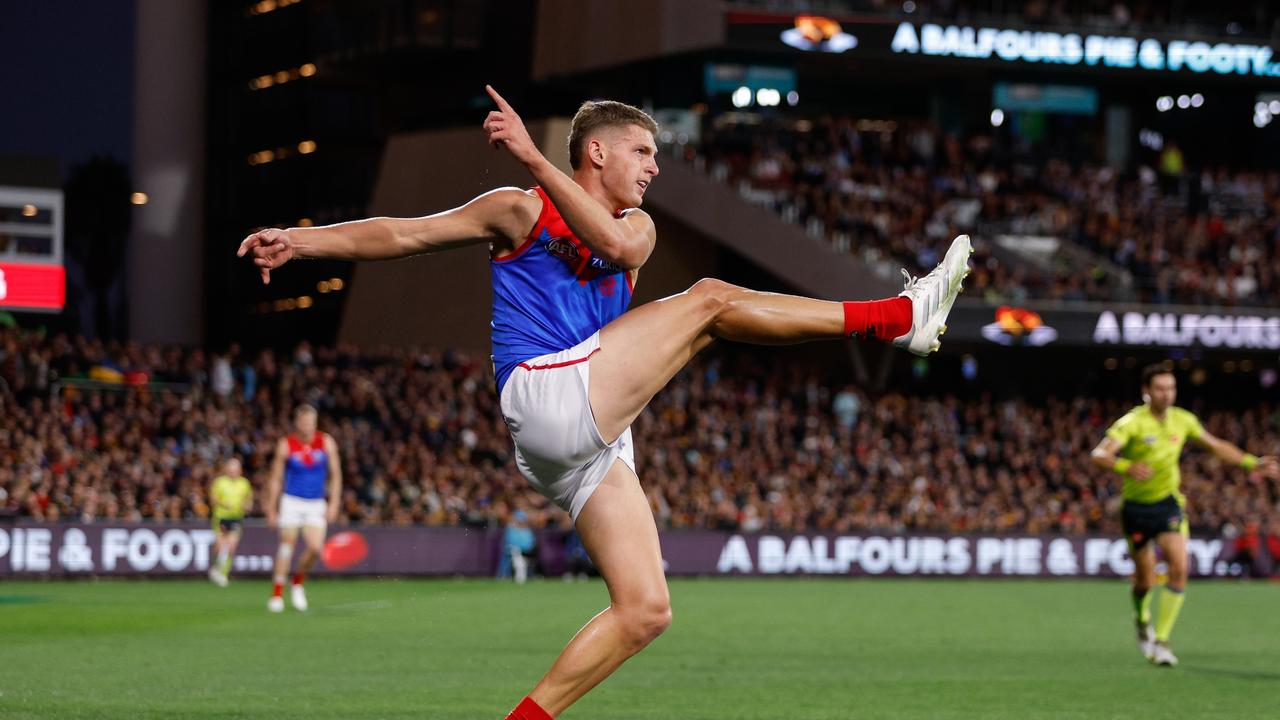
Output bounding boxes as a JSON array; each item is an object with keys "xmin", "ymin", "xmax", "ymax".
[
  {"xmin": 492, "ymin": 235, "xmax": 538, "ymax": 263},
  {"xmin": 491, "ymin": 188, "xmax": 552, "ymax": 263},
  {"xmin": 517, "ymin": 347, "xmax": 601, "ymax": 371},
  {"xmin": 287, "ymin": 432, "xmax": 326, "ymax": 452},
  {"xmin": 287, "ymin": 432, "xmax": 327, "ymax": 467}
]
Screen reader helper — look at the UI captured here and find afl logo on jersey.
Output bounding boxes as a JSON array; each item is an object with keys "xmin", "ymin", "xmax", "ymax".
[
  {"xmin": 545, "ymin": 236, "xmax": 579, "ymax": 262},
  {"xmin": 545, "ymin": 234, "xmax": 624, "ymax": 284}
]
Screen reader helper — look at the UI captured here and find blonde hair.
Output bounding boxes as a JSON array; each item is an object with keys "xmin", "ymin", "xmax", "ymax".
[{"xmin": 567, "ymin": 100, "xmax": 658, "ymax": 170}]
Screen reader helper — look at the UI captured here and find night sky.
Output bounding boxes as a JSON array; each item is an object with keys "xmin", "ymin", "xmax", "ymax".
[{"xmin": 0, "ymin": 1, "xmax": 136, "ymax": 177}]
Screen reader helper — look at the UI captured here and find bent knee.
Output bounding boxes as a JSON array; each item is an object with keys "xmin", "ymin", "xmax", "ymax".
[
  {"xmin": 686, "ymin": 278, "xmax": 739, "ymax": 317},
  {"xmin": 618, "ymin": 597, "xmax": 673, "ymax": 647},
  {"xmin": 688, "ymin": 277, "xmax": 732, "ymax": 294}
]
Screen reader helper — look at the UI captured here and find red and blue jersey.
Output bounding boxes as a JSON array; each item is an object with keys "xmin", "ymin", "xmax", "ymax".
[
  {"xmin": 491, "ymin": 187, "xmax": 634, "ymax": 392},
  {"xmin": 284, "ymin": 432, "xmax": 330, "ymax": 500}
]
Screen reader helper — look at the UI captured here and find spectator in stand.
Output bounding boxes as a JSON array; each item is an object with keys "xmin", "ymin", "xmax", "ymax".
[
  {"xmin": 1227, "ymin": 518, "xmax": 1280, "ymax": 578},
  {"xmin": 499, "ymin": 510, "xmax": 538, "ymax": 584},
  {"xmin": 562, "ymin": 525, "xmax": 593, "ymax": 581}
]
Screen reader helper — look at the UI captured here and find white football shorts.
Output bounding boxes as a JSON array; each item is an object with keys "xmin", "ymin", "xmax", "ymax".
[
  {"xmin": 500, "ymin": 332, "xmax": 635, "ymax": 521},
  {"xmin": 278, "ymin": 494, "xmax": 327, "ymax": 530}
]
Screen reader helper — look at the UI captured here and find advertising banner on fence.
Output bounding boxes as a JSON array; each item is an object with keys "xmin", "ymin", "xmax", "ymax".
[
  {"xmin": 689, "ymin": 532, "xmax": 1228, "ymax": 578},
  {"xmin": 0, "ymin": 523, "xmax": 494, "ymax": 578},
  {"xmin": 0, "ymin": 522, "xmax": 1232, "ymax": 579},
  {"xmin": 947, "ymin": 302, "xmax": 1280, "ymax": 351}
]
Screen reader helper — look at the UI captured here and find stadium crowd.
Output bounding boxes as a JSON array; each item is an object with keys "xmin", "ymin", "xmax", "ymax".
[
  {"xmin": 694, "ymin": 116, "xmax": 1280, "ymax": 308},
  {"xmin": 3, "ymin": 329, "xmax": 1278, "ymax": 538}
]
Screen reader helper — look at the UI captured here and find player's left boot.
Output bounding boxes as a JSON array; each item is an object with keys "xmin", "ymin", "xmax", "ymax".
[
  {"xmin": 1135, "ymin": 621, "xmax": 1155, "ymax": 661},
  {"xmin": 290, "ymin": 583, "xmax": 309, "ymax": 612},
  {"xmin": 208, "ymin": 568, "xmax": 229, "ymax": 587},
  {"xmin": 1150, "ymin": 640, "xmax": 1178, "ymax": 667},
  {"xmin": 892, "ymin": 234, "xmax": 973, "ymax": 356}
]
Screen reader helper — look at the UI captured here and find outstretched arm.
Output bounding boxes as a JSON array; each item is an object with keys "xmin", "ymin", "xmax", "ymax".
[
  {"xmin": 236, "ymin": 187, "xmax": 539, "ymax": 284},
  {"xmin": 483, "ymin": 86, "xmax": 655, "ymax": 270},
  {"xmin": 1193, "ymin": 431, "xmax": 1280, "ymax": 479}
]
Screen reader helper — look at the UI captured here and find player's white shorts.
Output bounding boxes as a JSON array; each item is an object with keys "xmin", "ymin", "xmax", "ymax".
[
  {"xmin": 278, "ymin": 494, "xmax": 327, "ymax": 530},
  {"xmin": 500, "ymin": 332, "xmax": 635, "ymax": 521}
]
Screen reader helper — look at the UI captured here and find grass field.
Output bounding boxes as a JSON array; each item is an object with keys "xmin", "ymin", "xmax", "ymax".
[{"xmin": 1, "ymin": 577, "xmax": 1278, "ymax": 719}]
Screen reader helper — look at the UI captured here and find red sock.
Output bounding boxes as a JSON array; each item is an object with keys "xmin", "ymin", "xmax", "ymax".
[
  {"xmin": 271, "ymin": 582, "xmax": 283, "ymax": 598},
  {"xmin": 291, "ymin": 572, "xmax": 304, "ymax": 586},
  {"xmin": 506, "ymin": 696, "xmax": 552, "ymax": 720},
  {"xmin": 843, "ymin": 297, "xmax": 911, "ymax": 341}
]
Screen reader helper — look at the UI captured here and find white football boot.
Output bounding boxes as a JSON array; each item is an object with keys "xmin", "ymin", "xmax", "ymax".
[
  {"xmin": 892, "ymin": 234, "xmax": 974, "ymax": 356},
  {"xmin": 290, "ymin": 583, "xmax": 309, "ymax": 612},
  {"xmin": 267, "ymin": 595, "xmax": 285, "ymax": 613},
  {"xmin": 1136, "ymin": 621, "xmax": 1155, "ymax": 661},
  {"xmin": 1150, "ymin": 640, "xmax": 1178, "ymax": 667},
  {"xmin": 208, "ymin": 568, "xmax": 229, "ymax": 587}
]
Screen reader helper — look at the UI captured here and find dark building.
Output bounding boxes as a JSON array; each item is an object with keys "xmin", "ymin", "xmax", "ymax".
[{"xmin": 203, "ymin": 0, "xmax": 539, "ymax": 348}]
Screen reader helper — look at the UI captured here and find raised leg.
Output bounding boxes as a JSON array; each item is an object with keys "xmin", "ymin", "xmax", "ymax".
[{"xmin": 589, "ymin": 278, "xmax": 846, "ymax": 442}]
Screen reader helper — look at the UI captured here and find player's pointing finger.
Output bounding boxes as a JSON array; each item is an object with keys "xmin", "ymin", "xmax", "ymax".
[{"xmin": 486, "ymin": 85, "xmax": 513, "ymax": 113}]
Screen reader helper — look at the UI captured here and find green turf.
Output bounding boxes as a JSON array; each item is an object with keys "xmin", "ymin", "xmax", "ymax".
[{"xmin": 1, "ymin": 577, "xmax": 1277, "ymax": 719}]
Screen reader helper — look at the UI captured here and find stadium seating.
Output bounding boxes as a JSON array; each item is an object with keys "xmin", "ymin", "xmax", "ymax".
[
  {"xmin": 692, "ymin": 115, "xmax": 1280, "ymax": 307},
  {"xmin": 2, "ymin": 329, "xmax": 1275, "ymax": 537}
]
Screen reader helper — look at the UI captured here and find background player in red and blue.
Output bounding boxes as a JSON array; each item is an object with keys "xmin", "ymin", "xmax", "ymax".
[
  {"xmin": 239, "ymin": 87, "xmax": 969, "ymax": 716},
  {"xmin": 264, "ymin": 404, "xmax": 342, "ymax": 613}
]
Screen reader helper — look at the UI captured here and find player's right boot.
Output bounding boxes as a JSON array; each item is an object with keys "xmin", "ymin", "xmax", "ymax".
[
  {"xmin": 290, "ymin": 583, "xmax": 309, "ymax": 612},
  {"xmin": 1136, "ymin": 621, "xmax": 1155, "ymax": 661},
  {"xmin": 208, "ymin": 568, "xmax": 228, "ymax": 587},
  {"xmin": 892, "ymin": 234, "xmax": 973, "ymax": 356},
  {"xmin": 267, "ymin": 595, "xmax": 285, "ymax": 613},
  {"xmin": 1150, "ymin": 640, "xmax": 1178, "ymax": 667}
]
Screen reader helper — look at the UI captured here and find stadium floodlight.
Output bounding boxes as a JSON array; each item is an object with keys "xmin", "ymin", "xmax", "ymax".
[
  {"xmin": 756, "ymin": 88, "xmax": 778, "ymax": 107},
  {"xmin": 732, "ymin": 86, "xmax": 752, "ymax": 108},
  {"xmin": 1190, "ymin": 93, "xmax": 1204, "ymax": 108},
  {"xmin": 1271, "ymin": 101, "xmax": 1280, "ymax": 115},
  {"xmin": 990, "ymin": 108, "xmax": 1005, "ymax": 127},
  {"xmin": 1176, "ymin": 95, "xmax": 1191, "ymax": 109},
  {"xmin": 1255, "ymin": 112, "xmax": 1271, "ymax": 128},
  {"xmin": 1156, "ymin": 96, "xmax": 1174, "ymax": 112},
  {"xmin": 786, "ymin": 90, "xmax": 799, "ymax": 106}
]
